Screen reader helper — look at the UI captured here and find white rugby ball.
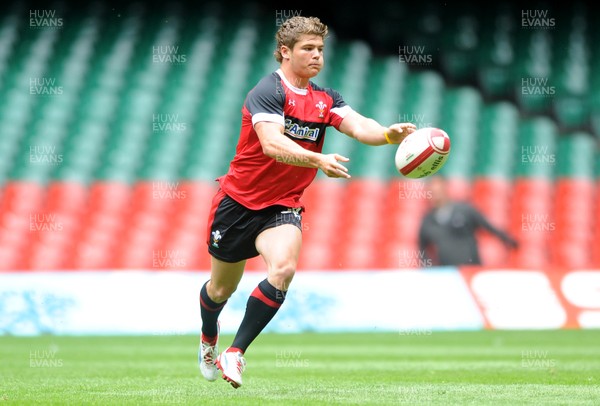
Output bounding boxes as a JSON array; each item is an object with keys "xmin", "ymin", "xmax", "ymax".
[{"xmin": 395, "ymin": 127, "xmax": 451, "ymax": 179}]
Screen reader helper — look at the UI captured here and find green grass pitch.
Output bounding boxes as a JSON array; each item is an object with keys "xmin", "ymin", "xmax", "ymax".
[{"xmin": 1, "ymin": 330, "xmax": 599, "ymax": 405}]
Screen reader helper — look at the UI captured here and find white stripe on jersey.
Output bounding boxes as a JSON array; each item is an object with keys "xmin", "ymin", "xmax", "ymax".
[
  {"xmin": 252, "ymin": 112, "xmax": 285, "ymax": 127},
  {"xmin": 331, "ymin": 105, "xmax": 353, "ymax": 118}
]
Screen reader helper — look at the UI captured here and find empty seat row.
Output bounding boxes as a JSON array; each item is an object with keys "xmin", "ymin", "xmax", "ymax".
[{"xmin": 1, "ymin": 178, "xmax": 598, "ymax": 270}]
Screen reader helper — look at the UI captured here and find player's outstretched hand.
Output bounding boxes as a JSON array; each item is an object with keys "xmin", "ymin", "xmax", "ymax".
[
  {"xmin": 386, "ymin": 123, "xmax": 417, "ymax": 144},
  {"xmin": 318, "ymin": 153, "xmax": 351, "ymax": 179}
]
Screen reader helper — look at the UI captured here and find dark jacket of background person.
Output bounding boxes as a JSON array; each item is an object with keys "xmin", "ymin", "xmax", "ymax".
[{"xmin": 418, "ymin": 177, "xmax": 518, "ymax": 266}]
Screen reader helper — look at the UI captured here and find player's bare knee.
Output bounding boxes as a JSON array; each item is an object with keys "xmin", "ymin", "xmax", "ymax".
[
  {"xmin": 268, "ymin": 262, "xmax": 296, "ymax": 290},
  {"xmin": 208, "ymin": 283, "xmax": 237, "ymax": 303}
]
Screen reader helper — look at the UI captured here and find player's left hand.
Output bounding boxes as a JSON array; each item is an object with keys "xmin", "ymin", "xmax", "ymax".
[{"xmin": 386, "ymin": 123, "xmax": 417, "ymax": 144}]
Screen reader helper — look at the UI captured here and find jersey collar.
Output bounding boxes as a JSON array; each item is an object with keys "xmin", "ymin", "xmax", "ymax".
[{"xmin": 276, "ymin": 69, "xmax": 308, "ymax": 96}]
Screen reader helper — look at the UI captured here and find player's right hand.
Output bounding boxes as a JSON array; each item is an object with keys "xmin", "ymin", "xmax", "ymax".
[{"xmin": 318, "ymin": 153, "xmax": 351, "ymax": 179}]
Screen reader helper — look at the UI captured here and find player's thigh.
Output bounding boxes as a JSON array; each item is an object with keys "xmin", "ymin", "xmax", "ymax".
[
  {"xmin": 208, "ymin": 256, "xmax": 246, "ymax": 299},
  {"xmin": 255, "ymin": 224, "xmax": 302, "ymax": 288}
]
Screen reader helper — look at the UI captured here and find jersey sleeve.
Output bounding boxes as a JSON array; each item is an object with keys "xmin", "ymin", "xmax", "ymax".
[
  {"xmin": 326, "ymin": 88, "xmax": 353, "ymax": 129},
  {"xmin": 245, "ymin": 74, "xmax": 286, "ymax": 127}
]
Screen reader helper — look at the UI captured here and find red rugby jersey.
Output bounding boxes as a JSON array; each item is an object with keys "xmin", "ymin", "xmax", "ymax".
[{"xmin": 217, "ymin": 69, "xmax": 352, "ymax": 210}]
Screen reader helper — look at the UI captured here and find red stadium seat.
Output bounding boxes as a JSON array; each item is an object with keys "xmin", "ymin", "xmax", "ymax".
[
  {"xmin": 339, "ymin": 180, "xmax": 387, "ymax": 269},
  {"xmin": 130, "ymin": 181, "xmax": 174, "ymax": 214},
  {"xmin": 477, "ymin": 233, "xmax": 510, "ymax": 267},
  {"xmin": 593, "ymin": 180, "xmax": 600, "ymax": 267},
  {"xmin": 387, "ymin": 179, "xmax": 429, "ymax": 246},
  {"xmin": 245, "ymin": 256, "xmax": 267, "ymax": 271},
  {"xmin": 10, "ymin": 172, "xmax": 596, "ymax": 271},
  {"xmin": 196, "ymin": 249, "xmax": 213, "ymax": 270},
  {"xmin": 0, "ymin": 182, "xmax": 45, "ymax": 215},
  {"xmin": 0, "ymin": 224, "xmax": 28, "ymax": 251},
  {"xmin": 28, "ymin": 241, "xmax": 69, "ymax": 270},
  {"xmin": 45, "ymin": 182, "xmax": 88, "ymax": 213},
  {"xmin": 510, "ymin": 209, "xmax": 553, "ymax": 246},
  {"xmin": 509, "ymin": 178, "xmax": 554, "ymax": 267},
  {"xmin": 469, "ymin": 178, "xmax": 513, "ymax": 267},
  {"xmin": 510, "ymin": 179, "xmax": 553, "ymax": 209},
  {"xmin": 472, "ymin": 178, "xmax": 511, "ymax": 208},
  {"xmin": 0, "ymin": 191, "xmax": 33, "ymax": 270},
  {"xmin": 298, "ymin": 243, "xmax": 340, "ymax": 270},
  {"xmin": 159, "ymin": 181, "xmax": 216, "ymax": 264},
  {"xmin": 509, "ymin": 242, "xmax": 548, "ymax": 269},
  {"xmin": 162, "ymin": 228, "xmax": 206, "ymax": 270},
  {"xmin": 472, "ymin": 178, "xmax": 512, "ymax": 238},
  {"xmin": 445, "ymin": 177, "xmax": 472, "ymax": 201},
  {"xmin": 175, "ymin": 181, "xmax": 218, "ymax": 211},
  {"xmin": 551, "ymin": 178, "xmax": 595, "ymax": 268},
  {"xmin": 88, "ymin": 182, "xmax": 131, "ymax": 214},
  {"xmin": 73, "ymin": 242, "xmax": 114, "ymax": 269},
  {"xmin": 390, "ymin": 242, "xmax": 423, "ymax": 269},
  {"xmin": 25, "ymin": 211, "xmax": 81, "ymax": 270},
  {"xmin": 0, "ymin": 245, "xmax": 25, "ymax": 270},
  {"xmin": 298, "ymin": 180, "xmax": 346, "ymax": 270},
  {"xmin": 342, "ymin": 243, "xmax": 380, "ymax": 269},
  {"xmin": 376, "ymin": 179, "xmax": 430, "ymax": 268}
]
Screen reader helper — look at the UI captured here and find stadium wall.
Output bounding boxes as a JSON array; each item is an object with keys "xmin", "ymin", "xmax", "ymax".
[{"xmin": 0, "ymin": 268, "xmax": 598, "ymax": 335}]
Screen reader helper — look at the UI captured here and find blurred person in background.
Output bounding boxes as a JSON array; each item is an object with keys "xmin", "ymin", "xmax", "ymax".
[{"xmin": 418, "ymin": 175, "xmax": 518, "ymax": 266}]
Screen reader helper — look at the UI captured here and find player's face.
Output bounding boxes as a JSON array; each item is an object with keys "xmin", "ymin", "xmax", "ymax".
[{"xmin": 288, "ymin": 35, "xmax": 324, "ymax": 79}]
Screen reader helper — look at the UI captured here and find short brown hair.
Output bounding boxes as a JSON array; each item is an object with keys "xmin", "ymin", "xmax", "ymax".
[{"xmin": 274, "ymin": 16, "xmax": 328, "ymax": 63}]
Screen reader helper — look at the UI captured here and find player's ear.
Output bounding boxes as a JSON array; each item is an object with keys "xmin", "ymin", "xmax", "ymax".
[{"xmin": 281, "ymin": 45, "xmax": 291, "ymax": 60}]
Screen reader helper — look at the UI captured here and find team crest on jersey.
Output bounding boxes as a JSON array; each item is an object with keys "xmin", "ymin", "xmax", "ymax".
[
  {"xmin": 211, "ymin": 230, "xmax": 222, "ymax": 248},
  {"xmin": 284, "ymin": 118, "xmax": 320, "ymax": 142},
  {"xmin": 315, "ymin": 101, "xmax": 327, "ymax": 118}
]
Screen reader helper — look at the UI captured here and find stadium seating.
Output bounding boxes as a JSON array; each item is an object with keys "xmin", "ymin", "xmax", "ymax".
[
  {"xmin": 472, "ymin": 177, "xmax": 513, "ymax": 266},
  {"xmin": 438, "ymin": 87, "xmax": 481, "ymax": 180},
  {"xmin": 0, "ymin": 1, "xmax": 598, "ymax": 271},
  {"xmin": 297, "ymin": 179, "xmax": 346, "ymax": 270}
]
